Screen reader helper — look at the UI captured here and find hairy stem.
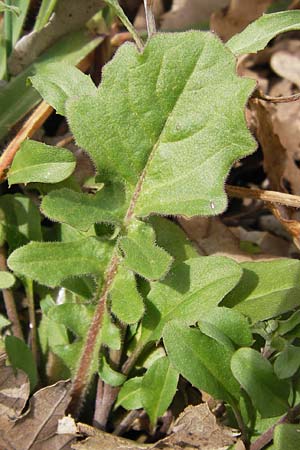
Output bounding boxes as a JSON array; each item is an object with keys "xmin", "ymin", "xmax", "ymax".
[
  {"xmin": 68, "ymin": 252, "xmax": 120, "ymax": 415},
  {"xmin": 0, "ymin": 247, "xmax": 24, "ymax": 340}
]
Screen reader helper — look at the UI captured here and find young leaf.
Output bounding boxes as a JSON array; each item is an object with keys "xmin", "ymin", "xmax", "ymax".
[
  {"xmin": 41, "ymin": 184, "xmax": 127, "ymax": 231},
  {"xmin": 141, "ymin": 356, "xmax": 179, "ymax": 425},
  {"xmin": 110, "ymin": 264, "xmax": 145, "ymax": 324},
  {"xmin": 115, "ymin": 377, "xmax": 143, "ymax": 410},
  {"xmin": 274, "ymin": 345, "xmax": 300, "ymax": 379},
  {"xmin": 7, "ymin": 238, "xmax": 113, "ymax": 287},
  {"xmin": 274, "ymin": 424, "xmax": 300, "ymax": 450},
  {"xmin": 8, "ymin": 140, "xmax": 76, "ymax": 185},
  {"xmin": 30, "ymin": 63, "xmax": 97, "ymax": 115},
  {"xmin": 231, "ymin": 348, "xmax": 290, "ymax": 418},
  {"xmin": 120, "ymin": 220, "xmax": 173, "ymax": 281},
  {"xmin": 0, "ymin": 271, "xmax": 15, "ymax": 289},
  {"xmin": 0, "ymin": 193, "xmax": 42, "ymax": 249},
  {"xmin": 223, "ymin": 259, "xmax": 300, "ymax": 322},
  {"xmin": 149, "ymin": 217, "xmax": 198, "ymax": 262},
  {"xmin": 140, "ymin": 256, "xmax": 242, "ymax": 344},
  {"xmin": 5, "ymin": 336, "xmax": 38, "ymax": 391},
  {"xmin": 227, "ymin": 11, "xmax": 300, "ymax": 56},
  {"xmin": 200, "ymin": 307, "xmax": 253, "ymax": 347},
  {"xmin": 98, "ymin": 355, "xmax": 127, "ymax": 387},
  {"xmin": 163, "ymin": 321, "xmax": 240, "ymax": 404}
]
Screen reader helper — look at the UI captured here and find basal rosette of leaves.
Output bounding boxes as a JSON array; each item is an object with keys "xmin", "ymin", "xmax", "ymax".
[{"xmin": 6, "ymin": 19, "xmax": 300, "ymax": 434}]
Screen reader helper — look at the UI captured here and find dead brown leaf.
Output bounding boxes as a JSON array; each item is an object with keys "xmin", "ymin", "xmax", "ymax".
[
  {"xmin": 211, "ymin": 0, "xmax": 273, "ymax": 41},
  {"xmin": 0, "ymin": 357, "xmax": 29, "ymax": 431},
  {"xmin": 271, "ymin": 50, "xmax": 300, "ymax": 87},
  {"xmin": 73, "ymin": 404, "xmax": 236, "ymax": 450},
  {"xmin": 161, "ymin": 0, "xmax": 229, "ymax": 31},
  {"xmin": 178, "ymin": 216, "xmax": 279, "ymax": 261},
  {"xmin": 251, "ymin": 99, "xmax": 300, "ymax": 193},
  {"xmin": 0, "ymin": 379, "xmax": 75, "ymax": 450},
  {"xmin": 269, "ymin": 204, "xmax": 300, "ymax": 249}
]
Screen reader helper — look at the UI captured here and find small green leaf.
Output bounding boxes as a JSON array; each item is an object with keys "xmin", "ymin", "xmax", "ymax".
[
  {"xmin": 0, "ymin": 193, "xmax": 42, "ymax": 250},
  {"xmin": 7, "ymin": 237, "xmax": 113, "ymax": 287},
  {"xmin": 99, "ymin": 355, "xmax": 126, "ymax": 387},
  {"xmin": 163, "ymin": 321, "xmax": 240, "ymax": 404},
  {"xmin": 277, "ymin": 311, "xmax": 300, "ymax": 336},
  {"xmin": 8, "ymin": 140, "xmax": 76, "ymax": 185},
  {"xmin": 197, "ymin": 321, "xmax": 235, "ymax": 351},
  {"xmin": 141, "ymin": 256, "xmax": 242, "ymax": 344},
  {"xmin": 141, "ymin": 356, "xmax": 178, "ymax": 425},
  {"xmin": 149, "ymin": 216, "xmax": 198, "ymax": 262},
  {"xmin": 0, "ymin": 271, "xmax": 15, "ymax": 289},
  {"xmin": 41, "ymin": 184, "xmax": 126, "ymax": 231},
  {"xmin": 115, "ymin": 377, "xmax": 143, "ymax": 410},
  {"xmin": 102, "ymin": 311, "xmax": 121, "ymax": 350},
  {"xmin": 5, "ymin": 336, "xmax": 38, "ymax": 391},
  {"xmin": 231, "ymin": 348, "xmax": 290, "ymax": 418},
  {"xmin": 274, "ymin": 424, "xmax": 300, "ymax": 450},
  {"xmin": 120, "ymin": 220, "xmax": 173, "ymax": 281},
  {"xmin": 30, "ymin": 63, "xmax": 96, "ymax": 115},
  {"xmin": 227, "ymin": 11, "xmax": 300, "ymax": 56},
  {"xmin": 48, "ymin": 303, "xmax": 94, "ymax": 337},
  {"xmin": 38, "ymin": 296, "xmax": 69, "ymax": 355},
  {"xmin": 200, "ymin": 307, "xmax": 253, "ymax": 347},
  {"xmin": 274, "ymin": 345, "xmax": 300, "ymax": 379},
  {"xmin": 110, "ymin": 265, "xmax": 145, "ymax": 324},
  {"xmin": 223, "ymin": 259, "xmax": 300, "ymax": 322}
]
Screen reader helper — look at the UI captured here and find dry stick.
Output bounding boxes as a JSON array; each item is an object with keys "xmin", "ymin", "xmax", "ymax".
[
  {"xmin": 226, "ymin": 185, "xmax": 300, "ymax": 208},
  {"xmin": 113, "ymin": 409, "xmax": 142, "ymax": 436},
  {"xmin": 250, "ymin": 403, "xmax": 300, "ymax": 450},
  {"xmin": 0, "ymin": 247, "xmax": 24, "ymax": 340},
  {"xmin": 252, "ymin": 90, "xmax": 300, "ymax": 104},
  {"xmin": 144, "ymin": 0, "xmax": 156, "ymax": 37}
]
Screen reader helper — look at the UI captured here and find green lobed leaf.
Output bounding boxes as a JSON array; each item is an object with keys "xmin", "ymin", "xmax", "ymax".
[
  {"xmin": 274, "ymin": 345, "xmax": 300, "ymax": 379},
  {"xmin": 7, "ymin": 237, "xmax": 113, "ymax": 287},
  {"xmin": 274, "ymin": 424, "xmax": 300, "ymax": 450},
  {"xmin": 30, "ymin": 62, "xmax": 97, "ymax": 115},
  {"xmin": 62, "ymin": 31, "xmax": 255, "ymax": 218},
  {"xmin": 231, "ymin": 348, "xmax": 290, "ymax": 418},
  {"xmin": 110, "ymin": 264, "xmax": 145, "ymax": 324},
  {"xmin": 0, "ymin": 271, "xmax": 15, "ymax": 289},
  {"xmin": 8, "ymin": 140, "xmax": 76, "ymax": 185},
  {"xmin": 227, "ymin": 11, "xmax": 300, "ymax": 56},
  {"xmin": 163, "ymin": 321, "xmax": 240, "ymax": 404},
  {"xmin": 0, "ymin": 193, "xmax": 42, "ymax": 250},
  {"xmin": 223, "ymin": 259, "xmax": 300, "ymax": 322},
  {"xmin": 115, "ymin": 377, "xmax": 143, "ymax": 410},
  {"xmin": 98, "ymin": 355, "xmax": 126, "ymax": 387},
  {"xmin": 141, "ymin": 356, "xmax": 179, "ymax": 425},
  {"xmin": 41, "ymin": 183, "xmax": 127, "ymax": 231},
  {"xmin": 200, "ymin": 307, "xmax": 253, "ymax": 347},
  {"xmin": 140, "ymin": 256, "xmax": 242, "ymax": 344},
  {"xmin": 5, "ymin": 336, "xmax": 38, "ymax": 391},
  {"xmin": 120, "ymin": 220, "xmax": 173, "ymax": 281}
]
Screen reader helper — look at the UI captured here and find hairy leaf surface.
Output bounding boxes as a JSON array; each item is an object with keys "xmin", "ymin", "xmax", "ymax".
[
  {"xmin": 163, "ymin": 321, "xmax": 240, "ymax": 404},
  {"xmin": 227, "ymin": 11, "xmax": 300, "ymax": 56},
  {"xmin": 7, "ymin": 238, "xmax": 113, "ymax": 287},
  {"xmin": 8, "ymin": 140, "xmax": 76, "ymax": 185},
  {"xmin": 231, "ymin": 348, "xmax": 290, "ymax": 418},
  {"xmin": 223, "ymin": 259, "xmax": 300, "ymax": 322}
]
